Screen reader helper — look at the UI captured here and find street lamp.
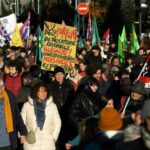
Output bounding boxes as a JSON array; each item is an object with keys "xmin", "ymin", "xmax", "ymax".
[{"xmin": 137, "ymin": 0, "xmax": 148, "ymax": 39}]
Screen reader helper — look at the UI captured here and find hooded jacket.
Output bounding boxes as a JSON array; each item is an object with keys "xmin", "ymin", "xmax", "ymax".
[{"xmin": 21, "ymin": 96, "xmax": 61, "ymax": 150}]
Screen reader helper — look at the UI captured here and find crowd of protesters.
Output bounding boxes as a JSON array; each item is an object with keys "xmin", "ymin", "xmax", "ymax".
[{"xmin": 0, "ymin": 34, "xmax": 150, "ymax": 150}]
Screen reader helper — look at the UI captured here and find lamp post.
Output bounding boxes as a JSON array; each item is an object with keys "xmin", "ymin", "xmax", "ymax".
[
  {"xmin": 137, "ymin": 0, "xmax": 148, "ymax": 39},
  {"xmin": 139, "ymin": 0, "xmax": 142, "ymax": 39}
]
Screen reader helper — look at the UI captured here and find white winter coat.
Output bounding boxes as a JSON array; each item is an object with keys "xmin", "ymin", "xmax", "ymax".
[{"xmin": 21, "ymin": 96, "xmax": 61, "ymax": 150}]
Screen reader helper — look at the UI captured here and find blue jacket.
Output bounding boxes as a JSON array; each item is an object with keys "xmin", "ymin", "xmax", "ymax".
[{"xmin": 6, "ymin": 89, "xmax": 27, "ymax": 149}]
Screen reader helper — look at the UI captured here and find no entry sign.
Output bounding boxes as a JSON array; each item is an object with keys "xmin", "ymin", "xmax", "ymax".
[{"xmin": 77, "ymin": 3, "xmax": 89, "ymax": 15}]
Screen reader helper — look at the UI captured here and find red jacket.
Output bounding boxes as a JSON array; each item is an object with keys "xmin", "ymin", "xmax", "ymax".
[{"xmin": 5, "ymin": 74, "xmax": 22, "ymax": 96}]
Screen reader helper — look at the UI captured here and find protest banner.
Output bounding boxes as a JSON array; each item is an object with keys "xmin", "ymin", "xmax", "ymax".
[{"xmin": 41, "ymin": 21, "xmax": 77, "ymax": 74}]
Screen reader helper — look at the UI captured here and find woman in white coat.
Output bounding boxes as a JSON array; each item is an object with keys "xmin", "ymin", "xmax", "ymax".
[{"xmin": 21, "ymin": 81, "xmax": 61, "ymax": 150}]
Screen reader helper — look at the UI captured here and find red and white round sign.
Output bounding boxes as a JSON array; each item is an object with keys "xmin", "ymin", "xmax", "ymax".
[{"xmin": 77, "ymin": 3, "xmax": 89, "ymax": 15}]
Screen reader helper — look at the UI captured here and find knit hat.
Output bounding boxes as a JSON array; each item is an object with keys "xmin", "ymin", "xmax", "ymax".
[
  {"xmin": 53, "ymin": 66, "xmax": 65, "ymax": 75},
  {"xmin": 141, "ymin": 100, "xmax": 150, "ymax": 122},
  {"xmin": 130, "ymin": 80, "xmax": 146, "ymax": 95},
  {"xmin": 98, "ymin": 107, "xmax": 123, "ymax": 131}
]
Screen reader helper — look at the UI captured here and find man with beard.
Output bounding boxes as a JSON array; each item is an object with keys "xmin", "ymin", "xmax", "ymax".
[{"xmin": 4, "ymin": 60, "xmax": 21, "ymax": 97}]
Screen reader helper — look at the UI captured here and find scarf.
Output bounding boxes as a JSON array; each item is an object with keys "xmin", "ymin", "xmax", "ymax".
[
  {"xmin": 0, "ymin": 90, "xmax": 14, "ymax": 133},
  {"xmin": 34, "ymin": 99, "xmax": 47, "ymax": 130}
]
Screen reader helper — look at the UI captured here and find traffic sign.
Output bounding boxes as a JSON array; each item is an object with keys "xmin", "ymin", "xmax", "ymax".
[{"xmin": 77, "ymin": 3, "xmax": 89, "ymax": 15}]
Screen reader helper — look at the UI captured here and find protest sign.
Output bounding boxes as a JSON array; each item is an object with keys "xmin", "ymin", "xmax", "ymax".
[{"xmin": 41, "ymin": 21, "xmax": 77, "ymax": 74}]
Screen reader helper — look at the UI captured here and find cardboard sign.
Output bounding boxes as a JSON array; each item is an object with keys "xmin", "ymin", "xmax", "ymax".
[{"xmin": 41, "ymin": 21, "xmax": 77, "ymax": 74}]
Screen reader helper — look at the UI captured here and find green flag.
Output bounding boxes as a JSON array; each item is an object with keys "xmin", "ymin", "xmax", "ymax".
[
  {"xmin": 117, "ymin": 34, "xmax": 124, "ymax": 64},
  {"xmin": 121, "ymin": 26, "xmax": 128, "ymax": 51},
  {"xmin": 77, "ymin": 37, "xmax": 84, "ymax": 50},
  {"xmin": 36, "ymin": 25, "xmax": 44, "ymax": 62},
  {"xmin": 36, "ymin": 26, "xmax": 44, "ymax": 62},
  {"xmin": 130, "ymin": 24, "xmax": 139, "ymax": 55},
  {"xmin": 74, "ymin": 14, "xmax": 78, "ymax": 29},
  {"xmin": 92, "ymin": 17, "xmax": 100, "ymax": 46}
]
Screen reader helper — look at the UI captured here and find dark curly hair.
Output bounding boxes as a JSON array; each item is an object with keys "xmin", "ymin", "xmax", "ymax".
[{"xmin": 30, "ymin": 81, "xmax": 51, "ymax": 99}]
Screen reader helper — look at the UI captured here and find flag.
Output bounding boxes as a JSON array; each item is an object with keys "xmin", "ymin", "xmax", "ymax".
[
  {"xmin": 75, "ymin": 0, "xmax": 78, "ymax": 9},
  {"xmin": 36, "ymin": 26, "xmax": 44, "ymax": 62},
  {"xmin": 74, "ymin": 14, "xmax": 78, "ymax": 28},
  {"xmin": 77, "ymin": 37, "xmax": 84, "ymax": 50},
  {"xmin": 121, "ymin": 26, "xmax": 128, "ymax": 51},
  {"xmin": 86, "ymin": 13, "xmax": 92, "ymax": 40},
  {"xmin": 19, "ymin": 12, "xmax": 30, "ymax": 41},
  {"xmin": 130, "ymin": 24, "xmax": 140, "ymax": 55},
  {"xmin": 0, "ymin": 24, "xmax": 11, "ymax": 41},
  {"xmin": 139, "ymin": 54, "xmax": 150, "ymax": 78},
  {"xmin": 0, "ymin": 13, "xmax": 16, "ymax": 46},
  {"xmin": 0, "ymin": 35, "xmax": 4, "ymax": 47},
  {"xmin": 10, "ymin": 24, "xmax": 24, "ymax": 47},
  {"xmin": 103, "ymin": 28, "xmax": 110, "ymax": 44},
  {"xmin": 62, "ymin": 20, "xmax": 66, "ymax": 26},
  {"xmin": 92, "ymin": 17, "xmax": 100, "ymax": 46},
  {"xmin": 117, "ymin": 34, "xmax": 124, "ymax": 64}
]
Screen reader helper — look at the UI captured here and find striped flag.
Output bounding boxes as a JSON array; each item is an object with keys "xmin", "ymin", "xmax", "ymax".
[
  {"xmin": 19, "ymin": 12, "xmax": 30, "ymax": 41},
  {"xmin": 136, "ymin": 54, "xmax": 150, "ymax": 80}
]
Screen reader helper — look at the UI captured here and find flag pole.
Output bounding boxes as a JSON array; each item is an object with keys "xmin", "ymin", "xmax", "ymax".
[
  {"xmin": 122, "ymin": 96, "xmax": 130, "ymax": 114},
  {"xmin": 135, "ymin": 53, "xmax": 150, "ymax": 82}
]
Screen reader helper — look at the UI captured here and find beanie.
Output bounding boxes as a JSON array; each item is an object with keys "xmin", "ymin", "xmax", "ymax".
[
  {"xmin": 98, "ymin": 107, "xmax": 123, "ymax": 131},
  {"xmin": 53, "ymin": 66, "xmax": 65, "ymax": 76}
]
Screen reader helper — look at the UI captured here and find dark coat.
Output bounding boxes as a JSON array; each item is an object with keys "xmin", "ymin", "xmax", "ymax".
[
  {"xmin": 69, "ymin": 87, "xmax": 98, "ymax": 128},
  {"xmin": 86, "ymin": 53, "xmax": 102, "ymax": 70},
  {"xmin": 6, "ymin": 89, "xmax": 27, "ymax": 149},
  {"xmin": 76, "ymin": 131, "xmax": 123, "ymax": 150},
  {"xmin": 49, "ymin": 80, "xmax": 75, "ymax": 149},
  {"xmin": 117, "ymin": 138, "xmax": 148, "ymax": 150},
  {"xmin": 49, "ymin": 79, "xmax": 74, "ymax": 111}
]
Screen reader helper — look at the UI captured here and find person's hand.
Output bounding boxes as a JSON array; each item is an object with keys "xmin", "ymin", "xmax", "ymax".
[
  {"xmin": 120, "ymin": 112, "xmax": 125, "ymax": 119},
  {"xmin": 20, "ymin": 136, "xmax": 27, "ymax": 144},
  {"xmin": 65, "ymin": 143, "xmax": 72, "ymax": 150}
]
